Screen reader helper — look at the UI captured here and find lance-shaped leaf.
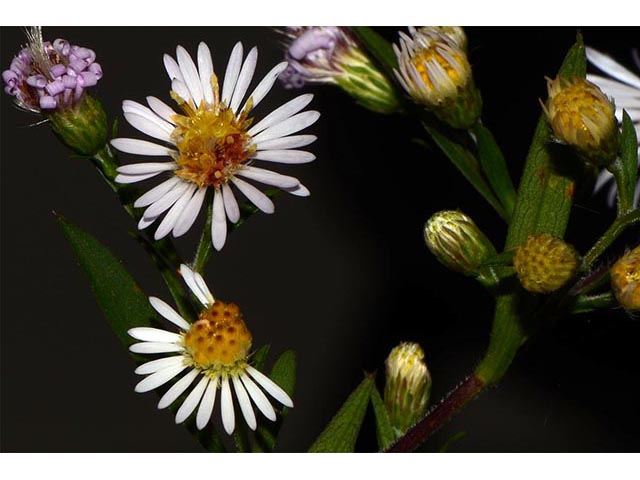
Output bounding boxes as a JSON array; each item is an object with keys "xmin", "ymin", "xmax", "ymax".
[
  {"xmin": 370, "ymin": 386, "xmax": 396, "ymax": 451},
  {"xmin": 308, "ymin": 374, "xmax": 374, "ymax": 452},
  {"xmin": 608, "ymin": 111, "xmax": 639, "ymax": 215}
]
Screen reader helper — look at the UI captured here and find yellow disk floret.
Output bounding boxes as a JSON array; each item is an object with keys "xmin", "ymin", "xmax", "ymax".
[
  {"xmin": 184, "ymin": 300, "xmax": 253, "ymax": 369},
  {"xmin": 610, "ymin": 246, "xmax": 640, "ymax": 311},
  {"xmin": 514, "ymin": 233, "xmax": 580, "ymax": 294}
]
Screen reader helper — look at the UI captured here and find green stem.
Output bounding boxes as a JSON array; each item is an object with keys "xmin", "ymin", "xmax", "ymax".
[
  {"xmin": 570, "ymin": 292, "xmax": 616, "ymax": 314},
  {"xmin": 193, "ymin": 194, "xmax": 214, "ymax": 273},
  {"xmin": 583, "ymin": 208, "xmax": 640, "ymax": 268}
]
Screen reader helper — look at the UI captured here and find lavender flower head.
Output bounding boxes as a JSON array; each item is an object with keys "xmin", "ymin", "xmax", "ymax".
[{"xmin": 3, "ymin": 27, "xmax": 102, "ymax": 113}]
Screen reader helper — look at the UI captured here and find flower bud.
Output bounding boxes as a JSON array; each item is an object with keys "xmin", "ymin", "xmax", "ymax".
[
  {"xmin": 424, "ymin": 210, "xmax": 496, "ymax": 276},
  {"xmin": 393, "ymin": 27, "xmax": 481, "ymax": 129},
  {"xmin": 513, "ymin": 233, "xmax": 580, "ymax": 294},
  {"xmin": 384, "ymin": 342, "xmax": 431, "ymax": 435},
  {"xmin": 543, "ymin": 76, "xmax": 618, "ymax": 166},
  {"xmin": 279, "ymin": 27, "xmax": 401, "ymax": 114},
  {"xmin": 610, "ymin": 246, "xmax": 640, "ymax": 311},
  {"xmin": 430, "ymin": 26, "xmax": 467, "ymax": 51}
]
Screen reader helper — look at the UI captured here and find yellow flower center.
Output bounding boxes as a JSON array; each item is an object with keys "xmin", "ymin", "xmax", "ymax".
[
  {"xmin": 411, "ymin": 45, "xmax": 465, "ymax": 92},
  {"xmin": 183, "ymin": 300, "xmax": 253, "ymax": 369},
  {"xmin": 611, "ymin": 247, "xmax": 640, "ymax": 311}
]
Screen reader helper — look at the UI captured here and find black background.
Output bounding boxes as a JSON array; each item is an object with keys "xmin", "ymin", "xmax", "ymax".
[{"xmin": 1, "ymin": 26, "xmax": 639, "ymax": 453}]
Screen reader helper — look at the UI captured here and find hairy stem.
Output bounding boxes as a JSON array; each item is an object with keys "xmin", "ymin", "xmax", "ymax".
[{"xmin": 583, "ymin": 208, "xmax": 640, "ymax": 268}]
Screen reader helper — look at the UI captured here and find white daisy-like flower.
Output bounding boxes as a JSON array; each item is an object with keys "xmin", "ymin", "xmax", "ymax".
[
  {"xmin": 129, "ymin": 264, "xmax": 293, "ymax": 435},
  {"xmin": 112, "ymin": 41, "xmax": 320, "ymax": 250},
  {"xmin": 586, "ymin": 47, "xmax": 640, "ymax": 208}
]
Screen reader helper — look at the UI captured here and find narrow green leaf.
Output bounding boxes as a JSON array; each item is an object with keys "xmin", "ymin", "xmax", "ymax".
[
  {"xmin": 472, "ymin": 123, "xmax": 517, "ymax": 220},
  {"xmin": 439, "ymin": 431, "xmax": 467, "ymax": 452},
  {"xmin": 370, "ymin": 386, "xmax": 396, "ymax": 450},
  {"xmin": 308, "ymin": 374, "xmax": 374, "ymax": 452},
  {"xmin": 251, "ymin": 344, "xmax": 271, "ymax": 371},
  {"xmin": 425, "ymin": 124, "xmax": 507, "ymax": 219},
  {"xmin": 350, "ymin": 27, "xmax": 398, "ymax": 79},
  {"xmin": 609, "ymin": 110, "xmax": 639, "ymax": 215}
]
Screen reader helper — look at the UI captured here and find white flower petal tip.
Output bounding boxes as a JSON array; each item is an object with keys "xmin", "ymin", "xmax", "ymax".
[
  {"xmin": 179, "ymin": 264, "xmax": 215, "ymax": 306},
  {"xmin": 284, "ymin": 183, "xmax": 311, "ymax": 197}
]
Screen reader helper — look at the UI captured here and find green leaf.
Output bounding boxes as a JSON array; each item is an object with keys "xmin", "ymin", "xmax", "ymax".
[
  {"xmin": 251, "ymin": 344, "xmax": 271, "ymax": 371},
  {"xmin": 370, "ymin": 386, "xmax": 396, "ymax": 450},
  {"xmin": 472, "ymin": 123, "xmax": 517, "ymax": 220},
  {"xmin": 425, "ymin": 124, "xmax": 507, "ymax": 219},
  {"xmin": 439, "ymin": 431, "xmax": 467, "ymax": 452},
  {"xmin": 609, "ymin": 110, "xmax": 639, "ymax": 215},
  {"xmin": 350, "ymin": 27, "xmax": 398, "ymax": 80},
  {"xmin": 308, "ymin": 374, "xmax": 374, "ymax": 452}
]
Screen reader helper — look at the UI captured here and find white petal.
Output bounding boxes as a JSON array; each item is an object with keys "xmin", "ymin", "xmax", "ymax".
[
  {"xmin": 248, "ymin": 94, "xmax": 314, "ymax": 137},
  {"xmin": 231, "ymin": 177, "xmax": 274, "ymax": 214},
  {"xmin": 607, "ymin": 182, "xmax": 618, "ymax": 207},
  {"xmin": 236, "ymin": 165, "xmax": 300, "ymax": 189},
  {"xmin": 134, "ymin": 177, "xmax": 182, "ymax": 208},
  {"xmin": 256, "ymin": 135, "xmax": 317, "ymax": 151},
  {"xmin": 284, "ymin": 182, "xmax": 311, "ymax": 197},
  {"xmin": 149, "ymin": 296, "xmax": 191, "ymax": 330},
  {"xmin": 221, "ymin": 42, "xmax": 243, "ymax": 105},
  {"xmin": 221, "ymin": 183, "xmax": 240, "ymax": 223},
  {"xmin": 240, "ymin": 373, "xmax": 276, "ymax": 421},
  {"xmin": 177, "ymin": 45, "xmax": 204, "ymax": 107},
  {"xmin": 163, "ymin": 54, "xmax": 184, "ymax": 83},
  {"xmin": 586, "ymin": 47, "xmax": 640, "ymax": 89},
  {"xmin": 117, "ymin": 162, "xmax": 176, "ymax": 175},
  {"xmin": 212, "ymin": 187, "xmax": 227, "ymax": 251},
  {"xmin": 587, "ymin": 75, "xmax": 640, "ymax": 100},
  {"xmin": 172, "ymin": 79, "xmax": 191, "ymax": 104},
  {"xmin": 135, "ymin": 356, "xmax": 184, "ymax": 375},
  {"xmin": 175, "ymin": 375, "xmax": 210, "ymax": 424},
  {"xmin": 128, "ymin": 327, "xmax": 181, "ymax": 343},
  {"xmin": 173, "ymin": 186, "xmax": 207, "ymax": 237},
  {"xmin": 111, "ymin": 138, "xmax": 175, "ymax": 157},
  {"xmin": 594, "ymin": 170, "xmax": 614, "ymax": 193},
  {"xmin": 180, "ymin": 264, "xmax": 214, "ymax": 307},
  {"xmin": 139, "ymin": 214, "xmax": 159, "ymax": 230},
  {"xmin": 251, "ymin": 111, "xmax": 320, "ymax": 145},
  {"xmin": 242, "ymin": 61, "xmax": 288, "ymax": 112},
  {"xmin": 253, "ymin": 149, "xmax": 315, "ymax": 164},
  {"xmin": 246, "ymin": 366, "xmax": 293, "ymax": 408},
  {"xmin": 220, "ymin": 376, "xmax": 235, "ymax": 434},
  {"xmin": 147, "ymin": 96, "xmax": 178, "ymax": 124},
  {"xmin": 124, "ymin": 112, "xmax": 172, "ymax": 143},
  {"xmin": 115, "ymin": 171, "xmax": 164, "ymax": 184},
  {"xmin": 232, "ymin": 375, "xmax": 257, "ymax": 430},
  {"xmin": 129, "ymin": 342, "xmax": 184, "ymax": 355},
  {"xmin": 193, "ymin": 271, "xmax": 214, "ymax": 306},
  {"xmin": 143, "ymin": 181, "xmax": 191, "ymax": 219},
  {"xmin": 154, "ymin": 184, "xmax": 197, "ymax": 240},
  {"xmin": 196, "ymin": 377, "xmax": 218, "ymax": 430},
  {"xmin": 123, "ymin": 100, "xmax": 174, "ymax": 134},
  {"xmin": 158, "ymin": 368, "xmax": 200, "ymax": 409},
  {"xmin": 197, "ymin": 42, "xmax": 215, "ymax": 104},
  {"xmin": 230, "ymin": 46, "xmax": 258, "ymax": 114},
  {"xmin": 134, "ymin": 364, "xmax": 187, "ymax": 393}
]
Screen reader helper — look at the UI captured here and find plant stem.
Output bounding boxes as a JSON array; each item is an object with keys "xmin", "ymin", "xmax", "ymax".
[
  {"xmin": 571, "ymin": 292, "xmax": 616, "ymax": 314},
  {"xmin": 583, "ymin": 208, "xmax": 640, "ymax": 268}
]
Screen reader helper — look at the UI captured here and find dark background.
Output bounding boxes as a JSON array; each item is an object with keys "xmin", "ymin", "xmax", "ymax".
[{"xmin": 1, "ymin": 26, "xmax": 639, "ymax": 453}]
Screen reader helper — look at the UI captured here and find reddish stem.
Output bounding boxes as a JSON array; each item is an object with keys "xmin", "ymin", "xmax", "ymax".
[{"xmin": 385, "ymin": 374, "xmax": 485, "ymax": 452}]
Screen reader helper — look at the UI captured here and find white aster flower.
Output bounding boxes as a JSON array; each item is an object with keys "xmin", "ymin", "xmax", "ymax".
[
  {"xmin": 129, "ymin": 264, "xmax": 293, "ymax": 435},
  {"xmin": 112, "ymin": 41, "xmax": 320, "ymax": 250},
  {"xmin": 586, "ymin": 47, "xmax": 640, "ymax": 208}
]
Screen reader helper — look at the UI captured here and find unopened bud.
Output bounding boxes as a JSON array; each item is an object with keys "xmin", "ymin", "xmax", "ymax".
[{"xmin": 610, "ymin": 246, "xmax": 640, "ymax": 311}]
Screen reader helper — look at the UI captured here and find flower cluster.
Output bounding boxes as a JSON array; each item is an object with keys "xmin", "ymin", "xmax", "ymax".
[{"xmin": 2, "ymin": 27, "xmax": 102, "ymax": 113}]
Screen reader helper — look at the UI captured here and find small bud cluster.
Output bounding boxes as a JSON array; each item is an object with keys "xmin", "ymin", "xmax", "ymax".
[
  {"xmin": 3, "ymin": 28, "xmax": 102, "ymax": 113},
  {"xmin": 610, "ymin": 246, "xmax": 640, "ymax": 311}
]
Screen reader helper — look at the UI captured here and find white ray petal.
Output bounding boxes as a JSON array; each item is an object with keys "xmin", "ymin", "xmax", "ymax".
[
  {"xmin": 221, "ymin": 183, "xmax": 240, "ymax": 223},
  {"xmin": 594, "ymin": 170, "xmax": 613, "ymax": 193},
  {"xmin": 246, "ymin": 366, "xmax": 293, "ymax": 408},
  {"xmin": 123, "ymin": 100, "xmax": 174, "ymax": 134},
  {"xmin": 134, "ymin": 364, "xmax": 187, "ymax": 393},
  {"xmin": 220, "ymin": 376, "xmax": 235, "ymax": 434},
  {"xmin": 240, "ymin": 373, "xmax": 276, "ymax": 421},
  {"xmin": 607, "ymin": 182, "xmax": 618, "ymax": 207},
  {"xmin": 255, "ymin": 134, "xmax": 317, "ymax": 151},
  {"xmin": 212, "ymin": 187, "xmax": 228, "ymax": 251},
  {"xmin": 135, "ymin": 356, "xmax": 184, "ymax": 375},
  {"xmin": 242, "ymin": 61, "xmax": 288, "ymax": 112},
  {"xmin": 587, "ymin": 75, "xmax": 640, "ymax": 100},
  {"xmin": 154, "ymin": 184, "xmax": 196, "ymax": 240},
  {"xmin": 236, "ymin": 165, "xmax": 300, "ymax": 189},
  {"xmin": 221, "ymin": 42, "xmax": 243, "ymax": 105},
  {"xmin": 143, "ymin": 181, "xmax": 191, "ymax": 219},
  {"xmin": 248, "ymin": 94, "xmax": 314, "ymax": 137},
  {"xmin": 134, "ymin": 177, "xmax": 182, "ymax": 208},
  {"xmin": 283, "ymin": 182, "xmax": 311, "ymax": 197},
  {"xmin": 253, "ymin": 149, "xmax": 315, "ymax": 164},
  {"xmin": 193, "ymin": 272, "xmax": 214, "ymax": 306},
  {"xmin": 197, "ymin": 42, "xmax": 215, "ymax": 104},
  {"xmin": 111, "ymin": 138, "xmax": 175, "ymax": 157},
  {"xmin": 175, "ymin": 375, "xmax": 210, "ymax": 424},
  {"xmin": 117, "ymin": 162, "xmax": 176, "ymax": 175},
  {"xmin": 230, "ymin": 46, "xmax": 258, "ymax": 114},
  {"xmin": 173, "ymin": 186, "xmax": 207, "ymax": 237},
  {"xmin": 232, "ymin": 375, "xmax": 257, "ymax": 430},
  {"xmin": 163, "ymin": 54, "xmax": 184, "ymax": 83},
  {"xmin": 124, "ymin": 112, "xmax": 172, "ymax": 143},
  {"xmin": 129, "ymin": 342, "xmax": 184, "ymax": 355},
  {"xmin": 231, "ymin": 177, "xmax": 274, "ymax": 214},
  {"xmin": 128, "ymin": 327, "xmax": 181, "ymax": 343},
  {"xmin": 196, "ymin": 377, "xmax": 218, "ymax": 430},
  {"xmin": 172, "ymin": 79, "xmax": 191, "ymax": 104},
  {"xmin": 158, "ymin": 368, "xmax": 200, "ymax": 409},
  {"xmin": 149, "ymin": 296, "xmax": 191, "ymax": 330},
  {"xmin": 251, "ymin": 111, "xmax": 320, "ymax": 145},
  {"xmin": 177, "ymin": 45, "xmax": 204, "ymax": 107},
  {"xmin": 146, "ymin": 96, "xmax": 178, "ymax": 124},
  {"xmin": 180, "ymin": 264, "xmax": 214, "ymax": 307},
  {"xmin": 139, "ymin": 214, "xmax": 159, "ymax": 230},
  {"xmin": 115, "ymin": 171, "xmax": 164, "ymax": 184},
  {"xmin": 586, "ymin": 47, "xmax": 640, "ymax": 89}
]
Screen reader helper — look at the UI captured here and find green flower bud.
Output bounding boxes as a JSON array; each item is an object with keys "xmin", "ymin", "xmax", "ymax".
[
  {"xmin": 384, "ymin": 342, "xmax": 431, "ymax": 435},
  {"xmin": 424, "ymin": 210, "xmax": 497, "ymax": 276},
  {"xmin": 611, "ymin": 245, "xmax": 640, "ymax": 311}
]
